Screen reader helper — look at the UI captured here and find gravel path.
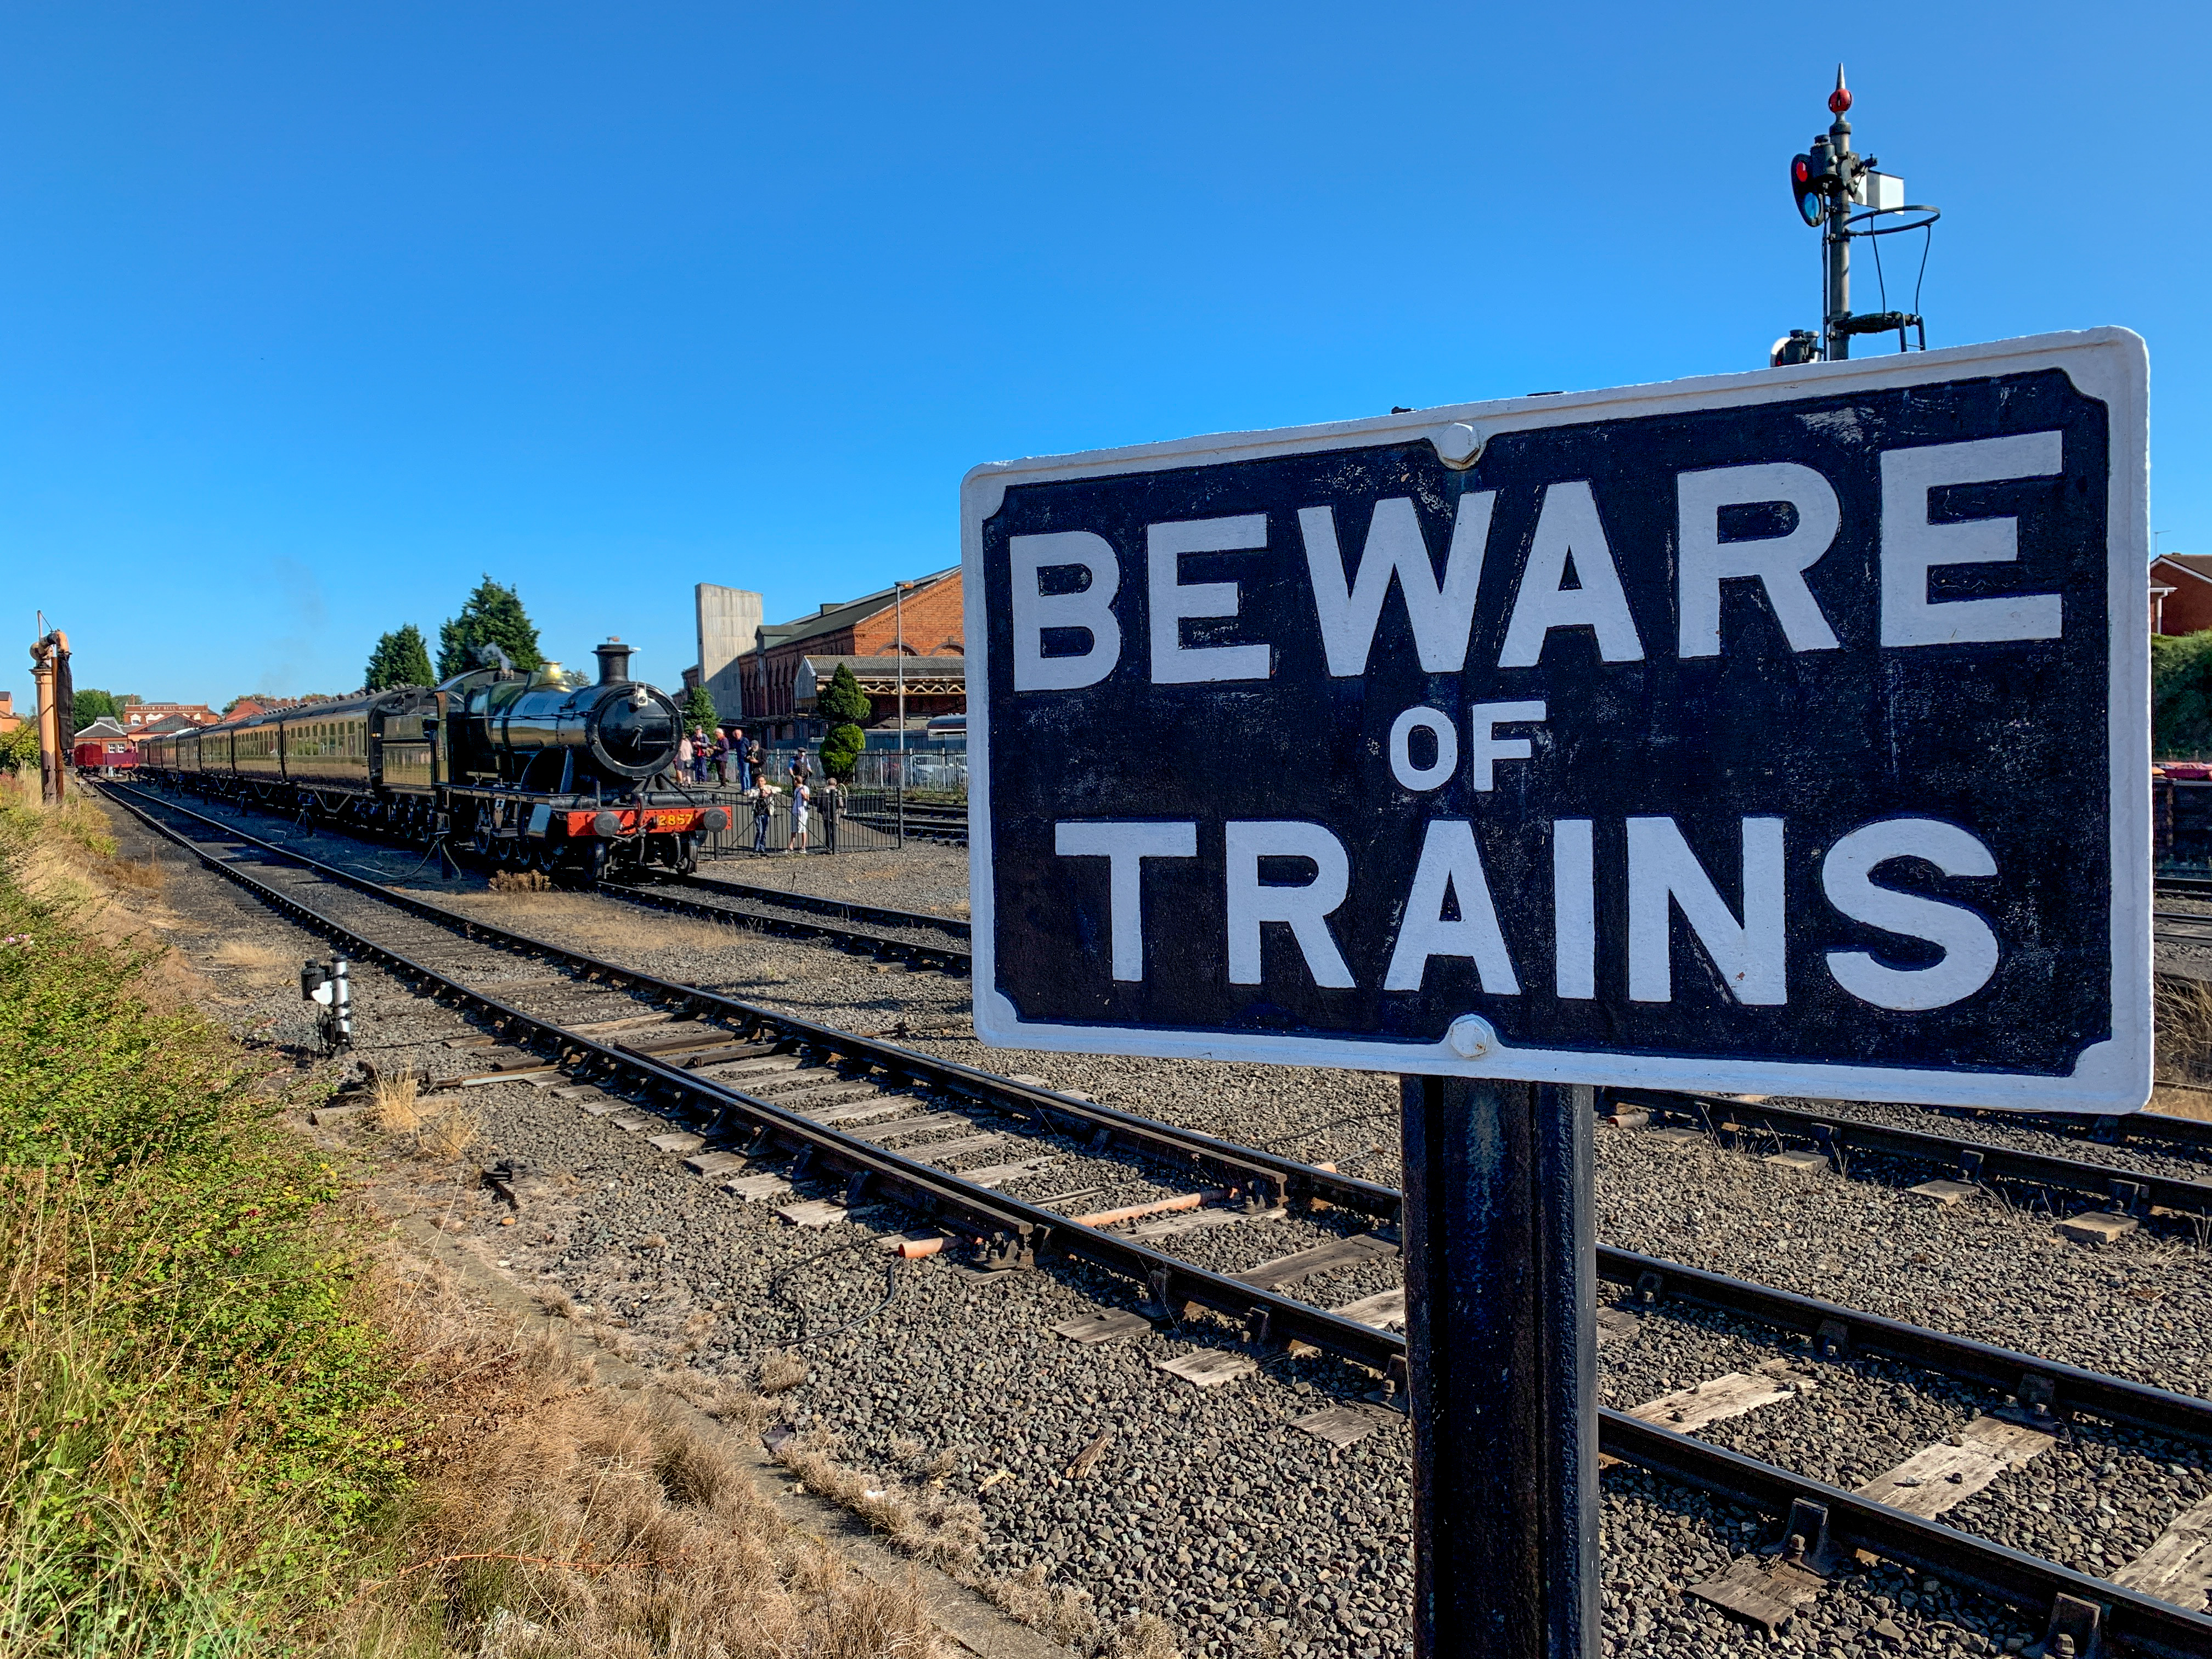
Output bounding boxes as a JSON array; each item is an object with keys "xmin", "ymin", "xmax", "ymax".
[
  {"xmin": 694, "ymin": 840, "xmax": 972, "ymax": 918},
  {"xmin": 94, "ymin": 786, "xmax": 2212, "ymax": 1659}
]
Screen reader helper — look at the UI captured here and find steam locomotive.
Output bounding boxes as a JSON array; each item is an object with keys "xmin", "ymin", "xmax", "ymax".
[{"xmin": 136, "ymin": 639, "xmax": 730, "ymax": 881}]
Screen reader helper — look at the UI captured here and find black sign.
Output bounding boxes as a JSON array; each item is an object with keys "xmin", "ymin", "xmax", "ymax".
[{"xmin": 964, "ymin": 332, "xmax": 2149, "ymax": 1111}]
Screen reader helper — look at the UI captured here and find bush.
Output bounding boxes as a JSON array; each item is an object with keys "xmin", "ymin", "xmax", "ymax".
[
  {"xmin": 819, "ymin": 723, "xmax": 866, "ymax": 780},
  {"xmin": 0, "ymin": 788, "xmax": 408, "ymax": 1651},
  {"xmin": 2154, "ymin": 630, "xmax": 2212, "ymax": 757},
  {"xmin": 0, "ymin": 724, "xmax": 37, "ymax": 774},
  {"xmin": 817, "ymin": 663, "xmax": 871, "ymax": 727}
]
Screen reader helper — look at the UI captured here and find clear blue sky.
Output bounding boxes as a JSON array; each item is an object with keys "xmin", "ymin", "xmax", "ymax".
[{"xmin": 4, "ymin": 1, "xmax": 2203, "ymax": 715}]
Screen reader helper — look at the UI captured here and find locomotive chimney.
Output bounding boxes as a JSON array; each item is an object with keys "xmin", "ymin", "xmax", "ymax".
[{"xmin": 594, "ymin": 639, "xmax": 633, "ymax": 685}]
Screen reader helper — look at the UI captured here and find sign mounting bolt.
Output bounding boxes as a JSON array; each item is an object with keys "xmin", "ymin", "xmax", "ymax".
[
  {"xmin": 1431, "ymin": 423, "xmax": 1483, "ymax": 468},
  {"xmin": 1446, "ymin": 1014, "xmax": 1497, "ymax": 1060}
]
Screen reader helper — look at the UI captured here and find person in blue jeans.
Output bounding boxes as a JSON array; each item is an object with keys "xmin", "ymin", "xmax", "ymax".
[{"xmin": 749, "ymin": 778, "xmax": 776, "ymax": 854}]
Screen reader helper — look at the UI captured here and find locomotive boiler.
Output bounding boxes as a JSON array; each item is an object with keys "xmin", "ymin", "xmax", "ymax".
[{"xmin": 137, "ymin": 638, "xmax": 729, "ymax": 881}]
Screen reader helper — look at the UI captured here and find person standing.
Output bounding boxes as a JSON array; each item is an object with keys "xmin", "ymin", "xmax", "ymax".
[
  {"xmin": 750, "ymin": 776, "xmax": 776, "ymax": 856},
  {"xmin": 818, "ymin": 774, "xmax": 842, "ymax": 853},
  {"xmin": 731, "ymin": 728, "xmax": 751, "ymax": 790},
  {"xmin": 785, "ymin": 778, "xmax": 811, "ymax": 855},
  {"xmin": 676, "ymin": 731, "xmax": 694, "ymax": 783}
]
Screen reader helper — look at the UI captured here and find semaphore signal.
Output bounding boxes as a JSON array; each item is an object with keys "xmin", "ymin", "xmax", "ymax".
[{"xmin": 1771, "ymin": 66, "xmax": 1943, "ymax": 366}]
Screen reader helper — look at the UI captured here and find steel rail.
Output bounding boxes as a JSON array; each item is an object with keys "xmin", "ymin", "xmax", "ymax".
[
  {"xmin": 1612, "ymin": 1087, "xmax": 2212, "ymax": 1217},
  {"xmin": 1605, "ymin": 1412, "xmax": 2212, "ymax": 1659},
  {"xmin": 110, "ymin": 788, "xmax": 2212, "ymax": 1431},
  {"xmin": 104, "ymin": 783, "xmax": 2212, "ymax": 1647},
  {"xmin": 1601, "ymin": 1246, "xmax": 2212, "ymax": 1448},
  {"xmin": 106, "ymin": 783, "xmax": 1396, "ymax": 1222},
  {"xmin": 600, "ymin": 874, "xmax": 973, "ymax": 973},
  {"xmin": 662, "ymin": 869, "xmax": 972, "ymax": 941},
  {"xmin": 151, "ymin": 782, "xmax": 2212, "ymax": 1172},
  {"xmin": 1918, "ymin": 1100, "xmax": 2212, "ymax": 1158},
  {"xmin": 105, "ymin": 783, "xmax": 1405, "ymax": 1372}
]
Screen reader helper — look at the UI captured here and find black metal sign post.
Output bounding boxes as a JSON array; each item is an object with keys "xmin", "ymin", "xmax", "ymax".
[
  {"xmin": 963, "ymin": 332, "xmax": 2148, "ymax": 1659},
  {"xmin": 1403, "ymin": 1078, "xmax": 1595, "ymax": 1657}
]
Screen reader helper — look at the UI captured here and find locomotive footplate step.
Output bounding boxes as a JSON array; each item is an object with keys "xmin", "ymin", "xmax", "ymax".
[{"xmin": 1051, "ymin": 1310, "xmax": 1155, "ymax": 1345}]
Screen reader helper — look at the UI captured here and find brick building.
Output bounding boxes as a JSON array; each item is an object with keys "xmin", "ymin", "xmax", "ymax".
[
  {"xmin": 0, "ymin": 692, "xmax": 17, "ymax": 735},
  {"xmin": 793, "ymin": 655, "xmax": 966, "ymax": 725},
  {"xmin": 741, "ymin": 568, "xmax": 963, "ymax": 738},
  {"xmin": 2154, "ymin": 555, "xmax": 2212, "ymax": 636},
  {"xmin": 123, "ymin": 701, "xmax": 218, "ymax": 730}
]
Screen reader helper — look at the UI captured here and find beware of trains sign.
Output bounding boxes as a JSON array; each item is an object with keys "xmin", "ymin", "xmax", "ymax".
[{"xmin": 962, "ymin": 330, "xmax": 2150, "ymax": 1113}]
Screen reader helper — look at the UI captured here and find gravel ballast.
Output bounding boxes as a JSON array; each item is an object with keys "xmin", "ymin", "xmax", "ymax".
[{"xmin": 93, "ymin": 785, "xmax": 2212, "ymax": 1659}]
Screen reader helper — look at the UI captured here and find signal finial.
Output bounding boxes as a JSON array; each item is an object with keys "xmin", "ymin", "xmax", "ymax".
[{"xmin": 1829, "ymin": 64, "xmax": 1853, "ymax": 115}]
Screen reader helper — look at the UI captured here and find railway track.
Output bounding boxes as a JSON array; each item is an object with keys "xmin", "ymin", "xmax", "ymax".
[
  {"xmin": 607, "ymin": 867, "xmax": 974, "ymax": 973},
  {"xmin": 99, "ymin": 781, "xmax": 2212, "ymax": 1651},
  {"xmin": 845, "ymin": 803, "xmax": 969, "ymax": 845},
  {"xmin": 138, "ymin": 784, "xmax": 2212, "ymax": 1199}
]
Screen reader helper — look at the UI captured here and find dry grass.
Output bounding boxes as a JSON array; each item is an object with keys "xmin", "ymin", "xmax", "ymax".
[
  {"xmin": 211, "ymin": 939, "xmax": 292, "ymax": 987},
  {"xmin": 2157, "ymin": 977, "xmax": 2212, "ymax": 1075},
  {"xmin": 0, "ymin": 779, "xmax": 210, "ymax": 1008},
  {"xmin": 329, "ymin": 1254, "xmax": 947, "ymax": 1659},
  {"xmin": 771, "ymin": 1428, "xmax": 986, "ymax": 1568},
  {"xmin": 760, "ymin": 1428, "xmax": 1181, "ymax": 1659},
  {"xmin": 2149, "ymin": 1084, "xmax": 2212, "ymax": 1123},
  {"xmin": 756, "ymin": 1351, "xmax": 808, "ymax": 1393},
  {"xmin": 370, "ymin": 1073, "xmax": 423, "ymax": 1134},
  {"xmin": 443, "ymin": 890, "xmax": 737, "ymax": 958},
  {"xmin": 488, "ymin": 868, "xmax": 554, "ymax": 893},
  {"xmin": 419, "ymin": 1105, "xmax": 480, "ymax": 1161},
  {"xmin": 105, "ymin": 854, "xmax": 166, "ymax": 891}
]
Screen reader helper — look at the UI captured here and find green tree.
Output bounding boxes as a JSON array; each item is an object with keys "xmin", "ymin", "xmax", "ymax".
[
  {"xmin": 819, "ymin": 723, "xmax": 866, "ymax": 781},
  {"xmin": 71, "ymin": 690, "xmax": 127, "ymax": 726},
  {"xmin": 681, "ymin": 685, "xmax": 718, "ymax": 733},
  {"xmin": 815, "ymin": 663, "xmax": 871, "ymax": 781},
  {"xmin": 816, "ymin": 662, "xmax": 872, "ymax": 727},
  {"xmin": 436, "ymin": 577, "xmax": 543, "ymax": 679},
  {"xmin": 2155, "ymin": 630, "xmax": 2212, "ymax": 757},
  {"xmin": 0, "ymin": 723, "xmax": 38, "ymax": 772},
  {"xmin": 364, "ymin": 624, "xmax": 436, "ymax": 690}
]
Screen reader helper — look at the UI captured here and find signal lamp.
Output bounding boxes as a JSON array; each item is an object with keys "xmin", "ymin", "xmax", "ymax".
[{"xmin": 1791, "ymin": 154, "xmax": 1824, "ymax": 225}]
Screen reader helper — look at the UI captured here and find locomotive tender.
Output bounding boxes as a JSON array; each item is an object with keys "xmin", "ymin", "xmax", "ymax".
[{"xmin": 137, "ymin": 640, "xmax": 730, "ymax": 880}]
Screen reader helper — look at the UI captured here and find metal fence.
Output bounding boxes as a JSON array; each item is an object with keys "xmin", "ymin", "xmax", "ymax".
[{"xmin": 692, "ymin": 786, "xmax": 910, "ymax": 859}]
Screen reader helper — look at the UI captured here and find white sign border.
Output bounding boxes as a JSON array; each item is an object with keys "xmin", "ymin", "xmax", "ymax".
[{"xmin": 961, "ymin": 329, "xmax": 2151, "ymax": 1114}]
